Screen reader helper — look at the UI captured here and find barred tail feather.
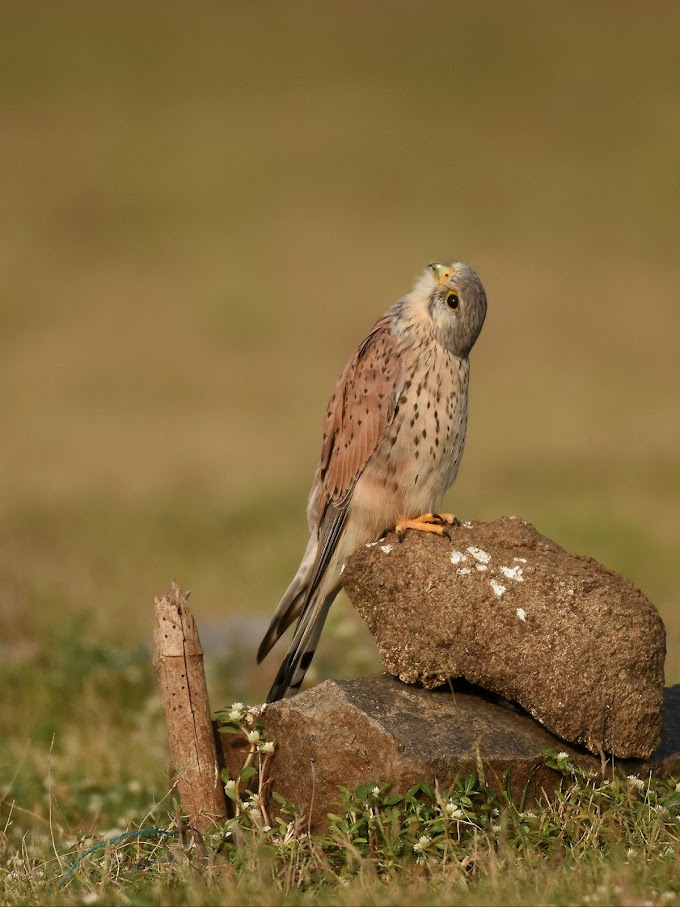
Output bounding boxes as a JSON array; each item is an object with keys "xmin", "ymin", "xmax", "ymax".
[
  {"xmin": 265, "ymin": 589, "xmax": 338, "ymax": 703},
  {"xmin": 263, "ymin": 501, "xmax": 348, "ymax": 702},
  {"xmin": 256, "ymin": 583, "xmax": 306, "ymax": 665},
  {"xmin": 256, "ymin": 536, "xmax": 318, "ymax": 665}
]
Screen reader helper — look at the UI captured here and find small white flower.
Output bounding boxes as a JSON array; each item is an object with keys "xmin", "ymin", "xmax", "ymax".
[
  {"xmin": 263, "ymin": 824, "xmax": 272, "ymax": 833},
  {"xmin": 371, "ymin": 786, "xmax": 380, "ymax": 797},
  {"xmin": 248, "ymin": 807, "xmax": 260, "ymax": 820},
  {"xmin": 82, "ymin": 894, "xmax": 100, "ymax": 906},
  {"xmin": 246, "ymin": 729, "xmax": 261, "ymax": 745},
  {"xmin": 413, "ymin": 834, "xmax": 431, "ymax": 853},
  {"xmin": 225, "ymin": 779, "xmax": 237, "ymax": 793},
  {"xmin": 231, "ymin": 702, "xmax": 244, "ymax": 712},
  {"xmin": 228, "ymin": 709, "xmax": 243, "ymax": 722},
  {"xmin": 492, "ymin": 823, "xmax": 502, "ymax": 833},
  {"xmin": 259, "ymin": 740, "xmax": 275, "ymax": 754},
  {"xmin": 446, "ymin": 802, "xmax": 464, "ymax": 819},
  {"xmin": 627, "ymin": 775, "xmax": 645, "ymax": 790},
  {"xmin": 557, "ymin": 752, "xmax": 570, "ymax": 761}
]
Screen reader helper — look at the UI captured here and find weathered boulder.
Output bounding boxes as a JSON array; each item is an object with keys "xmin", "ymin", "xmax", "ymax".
[
  {"xmin": 342, "ymin": 517, "xmax": 665, "ymax": 759},
  {"xmin": 220, "ymin": 674, "xmax": 680, "ymax": 833}
]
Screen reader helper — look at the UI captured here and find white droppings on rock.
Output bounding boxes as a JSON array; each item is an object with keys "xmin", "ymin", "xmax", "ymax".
[
  {"xmin": 513, "ymin": 556, "xmax": 527, "ymax": 563},
  {"xmin": 450, "ymin": 550, "xmax": 467, "ymax": 565},
  {"xmin": 467, "ymin": 546, "xmax": 491, "ymax": 565},
  {"xmin": 340, "ymin": 563, "xmax": 346, "ymax": 575},
  {"xmin": 456, "ymin": 567, "xmax": 472, "ymax": 575},
  {"xmin": 490, "ymin": 579, "xmax": 506, "ymax": 597},
  {"xmin": 500, "ymin": 565, "xmax": 524, "ymax": 582},
  {"xmin": 380, "ymin": 544, "xmax": 394, "ymax": 554},
  {"xmin": 475, "ymin": 564, "xmax": 488, "ymax": 572},
  {"xmin": 516, "ymin": 608, "xmax": 527, "ymax": 622},
  {"xmin": 462, "ymin": 520, "xmax": 473, "ymax": 528},
  {"xmin": 365, "ymin": 541, "xmax": 378, "ymax": 548}
]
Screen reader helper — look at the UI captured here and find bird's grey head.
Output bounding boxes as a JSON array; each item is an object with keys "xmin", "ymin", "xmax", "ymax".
[{"xmin": 410, "ymin": 261, "xmax": 487, "ymax": 357}]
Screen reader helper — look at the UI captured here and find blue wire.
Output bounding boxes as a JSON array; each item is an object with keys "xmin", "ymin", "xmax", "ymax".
[{"xmin": 58, "ymin": 828, "xmax": 177, "ymax": 889}]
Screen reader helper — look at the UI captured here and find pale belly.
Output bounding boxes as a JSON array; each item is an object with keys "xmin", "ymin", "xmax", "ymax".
[{"xmin": 347, "ymin": 350, "xmax": 470, "ymax": 544}]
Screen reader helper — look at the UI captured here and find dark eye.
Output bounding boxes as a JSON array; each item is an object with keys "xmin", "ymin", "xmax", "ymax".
[{"xmin": 446, "ymin": 292, "xmax": 459, "ymax": 309}]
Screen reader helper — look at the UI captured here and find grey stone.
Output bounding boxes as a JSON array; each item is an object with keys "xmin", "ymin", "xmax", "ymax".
[
  {"xmin": 342, "ymin": 517, "xmax": 665, "ymax": 758},
  {"xmin": 219, "ymin": 674, "xmax": 680, "ymax": 833}
]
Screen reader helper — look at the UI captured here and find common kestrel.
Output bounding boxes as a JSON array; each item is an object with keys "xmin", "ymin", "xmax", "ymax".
[{"xmin": 258, "ymin": 262, "xmax": 487, "ymax": 702}]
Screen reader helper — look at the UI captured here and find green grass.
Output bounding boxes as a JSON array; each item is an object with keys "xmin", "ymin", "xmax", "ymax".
[
  {"xmin": 2, "ymin": 675, "xmax": 679, "ymax": 905},
  {"xmin": 1, "ymin": 1, "xmax": 679, "ymax": 903}
]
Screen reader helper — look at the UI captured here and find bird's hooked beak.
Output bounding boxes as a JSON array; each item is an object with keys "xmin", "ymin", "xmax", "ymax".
[{"xmin": 428, "ymin": 262, "xmax": 453, "ymax": 284}]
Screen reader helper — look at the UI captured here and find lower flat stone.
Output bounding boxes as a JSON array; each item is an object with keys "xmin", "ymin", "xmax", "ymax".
[{"xmin": 220, "ymin": 674, "xmax": 680, "ymax": 833}]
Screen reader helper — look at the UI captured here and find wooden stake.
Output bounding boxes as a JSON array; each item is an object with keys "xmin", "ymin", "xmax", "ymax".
[{"xmin": 153, "ymin": 582, "xmax": 228, "ymax": 832}]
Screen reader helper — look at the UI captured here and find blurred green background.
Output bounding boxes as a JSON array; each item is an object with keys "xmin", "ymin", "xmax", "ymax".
[{"xmin": 1, "ymin": 0, "xmax": 679, "ymax": 723}]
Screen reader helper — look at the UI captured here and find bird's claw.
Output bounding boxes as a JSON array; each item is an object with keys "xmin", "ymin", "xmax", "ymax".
[{"xmin": 394, "ymin": 512, "xmax": 458, "ymax": 540}]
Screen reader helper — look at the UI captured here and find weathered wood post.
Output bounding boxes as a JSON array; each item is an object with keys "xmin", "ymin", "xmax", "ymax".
[{"xmin": 153, "ymin": 582, "xmax": 228, "ymax": 832}]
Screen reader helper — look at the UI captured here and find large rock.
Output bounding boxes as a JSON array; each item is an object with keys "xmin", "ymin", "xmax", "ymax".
[
  {"xmin": 342, "ymin": 517, "xmax": 665, "ymax": 759},
  {"xmin": 220, "ymin": 674, "xmax": 680, "ymax": 833}
]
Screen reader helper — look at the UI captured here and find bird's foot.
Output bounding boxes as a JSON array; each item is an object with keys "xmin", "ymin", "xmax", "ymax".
[{"xmin": 395, "ymin": 512, "xmax": 459, "ymax": 541}]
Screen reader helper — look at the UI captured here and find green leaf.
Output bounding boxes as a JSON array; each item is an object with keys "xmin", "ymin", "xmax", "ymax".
[
  {"xmin": 464, "ymin": 773, "xmax": 477, "ymax": 793},
  {"xmin": 239, "ymin": 765, "xmax": 257, "ymax": 782}
]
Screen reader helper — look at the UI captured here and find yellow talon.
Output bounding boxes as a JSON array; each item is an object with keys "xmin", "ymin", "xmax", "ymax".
[
  {"xmin": 395, "ymin": 512, "xmax": 458, "ymax": 540},
  {"xmin": 422, "ymin": 512, "xmax": 457, "ymax": 525}
]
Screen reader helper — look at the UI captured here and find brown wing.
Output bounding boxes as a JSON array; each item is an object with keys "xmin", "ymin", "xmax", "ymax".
[
  {"xmin": 313, "ymin": 310, "xmax": 403, "ymax": 523},
  {"xmin": 258, "ymin": 311, "xmax": 403, "ymax": 689}
]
